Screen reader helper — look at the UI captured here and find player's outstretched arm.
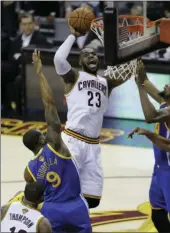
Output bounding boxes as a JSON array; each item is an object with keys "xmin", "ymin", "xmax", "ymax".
[
  {"xmin": 128, "ymin": 127, "xmax": 170, "ymax": 152},
  {"xmin": 32, "ymin": 50, "xmax": 62, "ymax": 151},
  {"xmin": 137, "ymin": 85, "xmax": 168, "ymax": 123},
  {"xmin": 136, "ymin": 62, "xmax": 170, "ymax": 123},
  {"xmin": 137, "ymin": 60, "xmax": 163, "ymax": 104},
  {"xmin": 53, "ymin": 22, "xmax": 83, "ymax": 88},
  {"xmin": 54, "ymin": 34, "xmax": 77, "ymax": 83},
  {"xmin": 38, "ymin": 217, "xmax": 52, "ymax": 233}
]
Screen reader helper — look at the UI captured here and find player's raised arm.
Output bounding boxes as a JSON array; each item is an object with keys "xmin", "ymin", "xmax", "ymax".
[
  {"xmin": 136, "ymin": 61, "xmax": 170, "ymax": 123},
  {"xmin": 53, "ymin": 22, "xmax": 83, "ymax": 86},
  {"xmin": 128, "ymin": 127, "xmax": 170, "ymax": 152},
  {"xmin": 137, "ymin": 60, "xmax": 163, "ymax": 104},
  {"xmin": 32, "ymin": 50, "xmax": 62, "ymax": 151}
]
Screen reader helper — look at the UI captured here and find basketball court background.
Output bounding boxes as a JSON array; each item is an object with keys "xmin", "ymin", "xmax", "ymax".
[
  {"xmin": 1, "ymin": 2, "xmax": 170, "ymax": 232},
  {"xmin": 1, "ymin": 118, "xmax": 157, "ymax": 232}
]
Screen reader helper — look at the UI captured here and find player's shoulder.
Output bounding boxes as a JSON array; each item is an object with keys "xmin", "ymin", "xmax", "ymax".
[{"xmin": 8, "ymin": 191, "xmax": 24, "ymax": 205}]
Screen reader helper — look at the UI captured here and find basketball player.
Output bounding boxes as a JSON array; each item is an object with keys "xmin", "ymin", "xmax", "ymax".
[
  {"xmin": 135, "ymin": 60, "xmax": 170, "ymax": 232},
  {"xmin": 23, "ymin": 50, "xmax": 91, "ymax": 233},
  {"xmin": 1, "ymin": 182, "xmax": 52, "ymax": 233},
  {"xmin": 128, "ymin": 127, "xmax": 170, "ymax": 152},
  {"xmin": 53, "ymin": 24, "xmax": 133, "ymax": 208}
]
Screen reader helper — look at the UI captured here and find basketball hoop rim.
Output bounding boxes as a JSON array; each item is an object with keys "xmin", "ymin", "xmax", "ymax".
[{"xmin": 91, "ymin": 15, "xmax": 163, "ymax": 32}]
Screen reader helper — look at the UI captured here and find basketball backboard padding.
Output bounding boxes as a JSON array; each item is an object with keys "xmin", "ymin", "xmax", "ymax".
[{"xmin": 104, "ymin": 7, "xmax": 118, "ymax": 66}]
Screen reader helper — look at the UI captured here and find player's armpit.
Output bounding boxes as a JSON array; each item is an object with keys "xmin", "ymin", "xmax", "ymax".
[
  {"xmin": 38, "ymin": 217, "xmax": 52, "ymax": 233},
  {"xmin": 1, "ymin": 205, "xmax": 10, "ymax": 221},
  {"xmin": 61, "ymin": 67, "xmax": 78, "ymax": 84},
  {"xmin": 24, "ymin": 166, "xmax": 34, "ymax": 183}
]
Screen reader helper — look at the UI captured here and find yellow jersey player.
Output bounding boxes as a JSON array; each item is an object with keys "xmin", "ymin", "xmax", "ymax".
[{"xmin": 1, "ymin": 182, "xmax": 52, "ymax": 233}]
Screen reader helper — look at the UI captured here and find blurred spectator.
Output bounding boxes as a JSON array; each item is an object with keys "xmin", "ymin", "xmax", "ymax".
[
  {"xmin": 65, "ymin": 1, "xmax": 101, "ymax": 18},
  {"xmin": 130, "ymin": 4, "xmax": 143, "ymax": 16},
  {"xmin": 9, "ymin": 13, "xmax": 52, "ymax": 71},
  {"xmin": 2, "ymin": 13, "xmax": 52, "ymax": 117},
  {"xmin": 30, "ymin": 1, "xmax": 60, "ymax": 17}
]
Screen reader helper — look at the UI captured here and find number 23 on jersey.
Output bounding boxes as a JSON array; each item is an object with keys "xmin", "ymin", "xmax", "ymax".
[{"xmin": 88, "ymin": 91, "xmax": 101, "ymax": 108}]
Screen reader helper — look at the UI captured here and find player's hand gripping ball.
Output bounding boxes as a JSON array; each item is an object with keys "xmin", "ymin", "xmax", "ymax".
[{"xmin": 68, "ymin": 7, "xmax": 95, "ymax": 36}]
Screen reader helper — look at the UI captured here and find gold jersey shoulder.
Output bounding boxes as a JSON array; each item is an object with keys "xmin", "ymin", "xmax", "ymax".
[{"xmin": 8, "ymin": 192, "xmax": 24, "ymax": 205}]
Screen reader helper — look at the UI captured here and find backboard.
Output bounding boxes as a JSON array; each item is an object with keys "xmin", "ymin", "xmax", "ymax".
[{"xmin": 91, "ymin": 2, "xmax": 170, "ymax": 66}]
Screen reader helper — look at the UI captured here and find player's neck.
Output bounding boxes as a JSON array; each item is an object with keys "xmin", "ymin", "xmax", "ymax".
[
  {"xmin": 82, "ymin": 67, "xmax": 97, "ymax": 76},
  {"xmin": 33, "ymin": 146, "xmax": 43, "ymax": 155},
  {"xmin": 22, "ymin": 197, "xmax": 37, "ymax": 209}
]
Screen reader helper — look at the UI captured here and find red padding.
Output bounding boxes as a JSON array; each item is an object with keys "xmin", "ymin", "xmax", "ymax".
[{"xmin": 160, "ymin": 18, "xmax": 170, "ymax": 44}]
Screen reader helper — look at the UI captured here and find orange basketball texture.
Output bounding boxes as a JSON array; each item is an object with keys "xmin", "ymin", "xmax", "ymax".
[{"xmin": 68, "ymin": 8, "xmax": 95, "ymax": 34}]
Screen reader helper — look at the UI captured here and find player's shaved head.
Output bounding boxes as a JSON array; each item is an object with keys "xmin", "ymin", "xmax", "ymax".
[
  {"xmin": 80, "ymin": 47, "xmax": 96, "ymax": 55},
  {"xmin": 25, "ymin": 182, "xmax": 44, "ymax": 203},
  {"xmin": 23, "ymin": 129, "xmax": 45, "ymax": 152}
]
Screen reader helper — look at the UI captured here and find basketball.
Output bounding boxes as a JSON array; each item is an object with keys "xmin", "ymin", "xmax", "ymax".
[{"xmin": 68, "ymin": 7, "xmax": 95, "ymax": 34}]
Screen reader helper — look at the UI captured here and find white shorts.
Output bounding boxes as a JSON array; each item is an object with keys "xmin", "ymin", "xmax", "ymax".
[{"xmin": 61, "ymin": 131, "xmax": 103, "ymax": 199}]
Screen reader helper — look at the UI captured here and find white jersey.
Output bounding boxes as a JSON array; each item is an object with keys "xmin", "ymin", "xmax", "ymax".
[
  {"xmin": 65, "ymin": 71, "xmax": 108, "ymax": 138},
  {"xmin": 1, "ymin": 201, "xmax": 44, "ymax": 233}
]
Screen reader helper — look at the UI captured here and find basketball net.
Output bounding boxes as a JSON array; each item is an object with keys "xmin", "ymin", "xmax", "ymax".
[{"xmin": 90, "ymin": 17, "xmax": 146, "ymax": 80}]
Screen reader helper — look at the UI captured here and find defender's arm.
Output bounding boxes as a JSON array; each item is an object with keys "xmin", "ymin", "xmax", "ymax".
[
  {"xmin": 137, "ymin": 85, "xmax": 169, "ymax": 123},
  {"xmin": 33, "ymin": 50, "xmax": 61, "ymax": 150},
  {"xmin": 129, "ymin": 127, "xmax": 170, "ymax": 152},
  {"xmin": 33, "ymin": 51, "xmax": 71, "ymax": 157},
  {"xmin": 137, "ymin": 60, "xmax": 163, "ymax": 104},
  {"xmin": 136, "ymin": 60, "xmax": 169, "ymax": 123},
  {"xmin": 146, "ymin": 131, "xmax": 170, "ymax": 152}
]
